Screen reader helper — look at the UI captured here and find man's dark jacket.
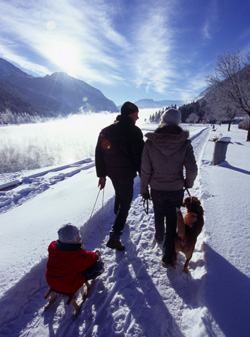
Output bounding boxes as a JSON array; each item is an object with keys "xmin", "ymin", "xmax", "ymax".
[{"xmin": 95, "ymin": 115, "xmax": 144, "ymax": 180}]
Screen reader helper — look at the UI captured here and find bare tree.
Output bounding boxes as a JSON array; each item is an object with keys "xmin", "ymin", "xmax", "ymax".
[
  {"xmin": 186, "ymin": 112, "xmax": 199, "ymax": 124},
  {"xmin": 206, "ymin": 94, "xmax": 239, "ymax": 130},
  {"xmin": 207, "ymin": 49, "xmax": 250, "ymax": 140},
  {"xmin": 223, "ymin": 106, "xmax": 239, "ymax": 131}
]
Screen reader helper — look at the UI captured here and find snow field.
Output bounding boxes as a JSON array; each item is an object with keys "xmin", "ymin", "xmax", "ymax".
[{"xmin": 1, "ymin": 122, "xmax": 249, "ymax": 336}]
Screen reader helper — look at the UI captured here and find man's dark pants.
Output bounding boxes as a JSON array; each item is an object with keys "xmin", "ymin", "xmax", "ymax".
[
  {"xmin": 151, "ymin": 188, "xmax": 184, "ymax": 263},
  {"xmin": 109, "ymin": 178, "xmax": 134, "ymax": 240}
]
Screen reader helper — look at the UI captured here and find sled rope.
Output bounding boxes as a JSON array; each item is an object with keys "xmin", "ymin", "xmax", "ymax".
[
  {"xmin": 99, "ymin": 188, "xmax": 105, "ymax": 256},
  {"xmin": 82, "ymin": 188, "xmax": 105, "ymax": 254},
  {"xmin": 82, "ymin": 189, "xmax": 101, "ymax": 242}
]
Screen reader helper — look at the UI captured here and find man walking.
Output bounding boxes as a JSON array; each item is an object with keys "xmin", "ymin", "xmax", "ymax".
[{"xmin": 95, "ymin": 101, "xmax": 144, "ymax": 251}]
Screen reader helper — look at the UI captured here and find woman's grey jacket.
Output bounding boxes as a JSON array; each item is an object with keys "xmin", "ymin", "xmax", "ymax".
[{"xmin": 140, "ymin": 124, "xmax": 197, "ymax": 194}]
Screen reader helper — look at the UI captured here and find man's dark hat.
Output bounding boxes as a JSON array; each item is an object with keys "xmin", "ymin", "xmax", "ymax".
[{"xmin": 121, "ymin": 101, "xmax": 138, "ymax": 116}]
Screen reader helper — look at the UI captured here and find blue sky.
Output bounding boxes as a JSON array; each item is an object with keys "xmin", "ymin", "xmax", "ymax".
[{"xmin": 0, "ymin": 0, "xmax": 250, "ymax": 106}]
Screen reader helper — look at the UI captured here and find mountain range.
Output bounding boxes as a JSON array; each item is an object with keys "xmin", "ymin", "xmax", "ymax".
[
  {"xmin": 0, "ymin": 58, "xmax": 118, "ymax": 117},
  {"xmin": 134, "ymin": 98, "xmax": 185, "ymax": 109}
]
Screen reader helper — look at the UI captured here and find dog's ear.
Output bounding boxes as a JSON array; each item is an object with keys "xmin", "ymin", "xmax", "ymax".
[
  {"xmin": 193, "ymin": 197, "xmax": 201, "ymax": 205},
  {"xmin": 182, "ymin": 197, "xmax": 188, "ymax": 207},
  {"xmin": 183, "ymin": 196, "xmax": 192, "ymax": 205},
  {"xmin": 184, "ymin": 196, "xmax": 201, "ymax": 207}
]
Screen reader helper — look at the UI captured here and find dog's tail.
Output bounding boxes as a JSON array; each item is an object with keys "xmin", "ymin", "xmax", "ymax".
[{"xmin": 176, "ymin": 207, "xmax": 185, "ymax": 239}]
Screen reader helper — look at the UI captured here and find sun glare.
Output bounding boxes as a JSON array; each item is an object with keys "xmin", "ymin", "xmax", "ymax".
[{"xmin": 48, "ymin": 41, "xmax": 81, "ymax": 76}]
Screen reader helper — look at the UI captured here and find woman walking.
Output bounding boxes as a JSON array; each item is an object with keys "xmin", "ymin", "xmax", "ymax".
[{"xmin": 140, "ymin": 109, "xmax": 197, "ymax": 266}]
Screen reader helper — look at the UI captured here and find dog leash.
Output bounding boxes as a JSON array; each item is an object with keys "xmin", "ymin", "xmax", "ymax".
[
  {"xmin": 185, "ymin": 187, "xmax": 191, "ymax": 196},
  {"xmin": 184, "ymin": 187, "xmax": 193, "ymax": 203},
  {"xmin": 143, "ymin": 198, "xmax": 149, "ymax": 214}
]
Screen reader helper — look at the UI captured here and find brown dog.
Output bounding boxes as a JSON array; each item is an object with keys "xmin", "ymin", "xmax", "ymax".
[{"xmin": 173, "ymin": 196, "xmax": 204, "ymax": 273}]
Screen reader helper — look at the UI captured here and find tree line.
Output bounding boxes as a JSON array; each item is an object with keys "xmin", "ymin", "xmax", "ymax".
[
  {"xmin": 149, "ymin": 49, "xmax": 250, "ymax": 141},
  {"xmin": 0, "ymin": 109, "xmax": 45, "ymax": 125}
]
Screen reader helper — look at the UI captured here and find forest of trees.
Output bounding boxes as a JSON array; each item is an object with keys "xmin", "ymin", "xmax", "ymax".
[
  {"xmin": 0, "ymin": 109, "xmax": 44, "ymax": 125},
  {"xmin": 148, "ymin": 99, "xmax": 248, "ymax": 129},
  {"xmin": 207, "ymin": 49, "xmax": 250, "ymax": 140},
  {"xmin": 148, "ymin": 101, "xmax": 207, "ymax": 125},
  {"xmin": 148, "ymin": 49, "xmax": 250, "ymax": 140}
]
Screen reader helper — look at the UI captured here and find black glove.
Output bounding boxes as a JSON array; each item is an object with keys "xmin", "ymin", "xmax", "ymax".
[
  {"xmin": 184, "ymin": 179, "xmax": 188, "ymax": 189},
  {"xmin": 141, "ymin": 192, "xmax": 151, "ymax": 200}
]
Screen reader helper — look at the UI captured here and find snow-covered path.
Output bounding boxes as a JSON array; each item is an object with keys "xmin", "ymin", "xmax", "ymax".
[
  {"xmin": 1, "ymin": 123, "xmax": 249, "ymax": 337},
  {"xmin": 0, "ymin": 126, "xmax": 213, "ymax": 337}
]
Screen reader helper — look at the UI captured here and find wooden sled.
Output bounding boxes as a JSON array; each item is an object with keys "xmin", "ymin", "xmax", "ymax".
[{"xmin": 44, "ymin": 281, "xmax": 93, "ymax": 319}]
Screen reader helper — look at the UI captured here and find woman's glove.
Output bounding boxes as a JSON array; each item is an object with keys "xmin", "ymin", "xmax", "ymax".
[{"xmin": 141, "ymin": 192, "xmax": 151, "ymax": 200}]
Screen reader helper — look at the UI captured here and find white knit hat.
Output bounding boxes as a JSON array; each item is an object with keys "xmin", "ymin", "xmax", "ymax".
[
  {"xmin": 58, "ymin": 223, "xmax": 81, "ymax": 243},
  {"xmin": 161, "ymin": 108, "xmax": 181, "ymax": 125}
]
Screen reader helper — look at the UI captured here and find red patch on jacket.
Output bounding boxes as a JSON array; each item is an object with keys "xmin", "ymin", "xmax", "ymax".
[{"xmin": 101, "ymin": 138, "xmax": 111, "ymax": 150}]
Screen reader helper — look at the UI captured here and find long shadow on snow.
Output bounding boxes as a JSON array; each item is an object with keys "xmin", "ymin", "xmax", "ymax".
[
  {"xmin": 167, "ymin": 241, "xmax": 206, "ymax": 309},
  {"xmin": 112, "ymin": 229, "xmax": 184, "ymax": 337},
  {"xmin": 219, "ymin": 161, "xmax": 250, "ymax": 176},
  {"xmin": 204, "ymin": 244, "xmax": 250, "ymax": 337},
  {"xmin": 83, "ymin": 234, "xmax": 185, "ymax": 336},
  {"xmin": 42, "ymin": 278, "xmax": 116, "ymax": 337},
  {"xmin": 46, "ymin": 177, "xmax": 146, "ymax": 337},
  {"xmin": 0, "ymin": 192, "xmax": 117, "ymax": 337},
  {"xmin": 43, "ymin": 179, "xmax": 141, "ymax": 336},
  {"xmin": 0, "ymin": 260, "xmax": 48, "ymax": 336},
  {"xmin": 42, "ymin": 190, "xmax": 118, "ymax": 337},
  {"xmin": 0, "ymin": 176, "xmax": 171, "ymax": 336},
  {"xmin": 42, "ymin": 194, "xmax": 119, "ymax": 337},
  {"xmin": 0, "ymin": 256, "xmax": 113, "ymax": 337},
  {"xmin": 78, "ymin": 177, "xmax": 184, "ymax": 336}
]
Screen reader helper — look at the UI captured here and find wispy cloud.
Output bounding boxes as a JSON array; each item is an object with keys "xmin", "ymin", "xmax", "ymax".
[
  {"xmin": 202, "ymin": 0, "xmax": 219, "ymax": 40},
  {"xmin": 0, "ymin": 0, "xmax": 223, "ymax": 102},
  {"xmin": 130, "ymin": 2, "xmax": 178, "ymax": 93},
  {"xmin": 0, "ymin": 0, "xmax": 129, "ymax": 83}
]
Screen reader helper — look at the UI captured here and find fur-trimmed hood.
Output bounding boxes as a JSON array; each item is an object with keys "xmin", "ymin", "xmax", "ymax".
[
  {"xmin": 145, "ymin": 125, "xmax": 189, "ymax": 143},
  {"xmin": 145, "ymin": 125, "xmax": 190, "ymax": 157}
]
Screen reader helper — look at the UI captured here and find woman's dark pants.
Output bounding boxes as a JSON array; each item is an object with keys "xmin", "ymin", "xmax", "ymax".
[
  {"xmin": 109, "ymin": 178, "xmax": 134, "ymax": 240},
  {"xmin": 151, "ymin": 189, "xmax": 184, "ymax": 263}
]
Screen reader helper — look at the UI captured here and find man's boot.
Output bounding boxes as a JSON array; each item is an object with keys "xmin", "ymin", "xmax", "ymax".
[{"xmin": 106, "ymin": 238, "xmax": 125, "ymax": 251}]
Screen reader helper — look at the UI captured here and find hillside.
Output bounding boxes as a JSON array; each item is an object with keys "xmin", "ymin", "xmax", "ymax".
[{"xmin": 0, "ymin": 58, "xmax": 118, "ymax": 118}]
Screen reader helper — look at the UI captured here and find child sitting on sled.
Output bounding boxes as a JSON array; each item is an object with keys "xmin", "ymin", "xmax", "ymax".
[{"xmin": 46, "ymin": 223, "xmax": 104, "ymax": 294}]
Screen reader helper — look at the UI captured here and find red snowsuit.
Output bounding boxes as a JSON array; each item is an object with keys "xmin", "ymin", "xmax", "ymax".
[{"xmin": 46, "ymin": 241, "xmax": 98, "ymax": 293}]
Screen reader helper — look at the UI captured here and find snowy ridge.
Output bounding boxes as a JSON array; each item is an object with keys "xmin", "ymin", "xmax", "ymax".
[{"xmin": 0, "ymin": 159, "xmax": 94, "ymax": 213}]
